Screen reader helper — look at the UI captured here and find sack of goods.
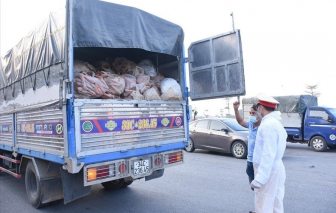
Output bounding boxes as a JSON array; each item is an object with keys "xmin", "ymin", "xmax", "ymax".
[
  {"xmin": 94, "ymin": 61, "xmax": 117, "ymax": 74},
  {"xmin": 74, "ymin": 60, "xmax": 96, "ymax": 75},
  {"xmin": 74, "ymin": 72, "xmax": 109, "ymax": 99},
  {"xmin": 138, "ymin": 59, "xmax": 157, "ymax": 77},
  {"xmin": 160, "ymin": 78, "xmax": 183, "ymax": 100},
  {"xmin": 113, "ymin": 57, "xmax": 144, "ymax": 76},
  {"xmin": 95, "ymin": 72, "xmax": 125, "ymax": 98},
  {"xmin": 73, "ymin": 58, "xmax": 182, "ymax": 101},
  {"xmin": 151, "ymin": 74, "xmax": 165, "ymax": 89},
  {"xmin": 143, "ymin": 87, "xmax": 161, "ymax": 101},
  {"xmin": 120, "ymin": 74, "xmax": 137, "ymax": 99}
]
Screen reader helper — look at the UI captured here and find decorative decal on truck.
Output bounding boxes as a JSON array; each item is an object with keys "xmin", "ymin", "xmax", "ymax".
[
  {"xmin": 80, "ymin": 116, "xmax": 184, "ymax": 134},
  {"xmin": 16, "ymin": 122, "xmax": 63, "ymax": 136},
  {"xmin": 0, "ymin": 124, "xmax": 13, "ymax": 134}
]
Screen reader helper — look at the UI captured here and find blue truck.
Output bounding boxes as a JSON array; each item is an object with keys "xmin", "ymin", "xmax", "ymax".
[
  {"xmin": 242, "ymin": 95, "xmax": 336, "ymax": 152},
  {"xmin": 0, "ymin": 0, "xmax": 246, "ymax": 208}
]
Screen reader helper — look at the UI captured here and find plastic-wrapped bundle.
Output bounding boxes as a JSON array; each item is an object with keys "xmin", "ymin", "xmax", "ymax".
[
  {"xmin": 100, "ymin": 93, "xmax": 114, "ymax": 99},
  {"xmin": 150, "ymin": 74, "xmax": 165, "ymax": 89},
  {"xmin": 143, "ymin": 87, "xmax": 161, "ymax": 101},
  {"xmin": 95, "ymin": 72, "xmax": 125, "ymax": 97},
  {"xmin": 120, "ymin": 74, "xmax": 137, "ymax": 98},
  {"xmin": 131, "ymin": 66, "xmax": 145, "ymax": 76},
  {"xmin": 136, "ymin": 82, "xmax": 151, "ymax": 94},
  {"xmin": 113, "ymin": 57, "xmax": 144, "ymax": 76},
  {"xmin": 138, "ymin": 59, "xmax": 157, "ymax": 77},
  {"xmin": 74, "ymin": 60, "xmax": 96, "ymax": 75},
  {"xmin": 74, "ymin": 72, "xmax": 109, "ymax": 99},
  {"xmin": 94, "ymin": 61, "xmax": 116, "ymax": 74},
  {"xmin": 136, "ymin": 75, "xmax": 150, "ymax": 84},
  {"xmin": 160, "ymin": 78, "xmax": 183, "ymax": 100},
  {"xmin": 113, "ymin": 57, "xmax": 136, "ymax": 74},
  {"xmin": 131, "ymin": 90, "xmax": 145, "ymax": 100}
]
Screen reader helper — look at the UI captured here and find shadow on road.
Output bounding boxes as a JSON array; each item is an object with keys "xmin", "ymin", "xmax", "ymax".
[{"xmin": 192, "ymin": 149, "xmax": 234, "ymax": 158}]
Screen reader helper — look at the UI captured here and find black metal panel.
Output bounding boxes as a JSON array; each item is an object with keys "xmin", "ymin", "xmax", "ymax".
[
  {"xmin": 188, "ymin": 30, "xmax": 245, "ymax": 101},
  {"xmin": 61, "ymin": 168, "xmax": 91, "ymax": 204}
]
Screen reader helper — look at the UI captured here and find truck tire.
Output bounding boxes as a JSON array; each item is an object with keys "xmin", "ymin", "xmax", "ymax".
[
  {"xmin": 311, "ymin": 136, "xmax": 328, "ymax": 152},
  {"xmin": 184, "ymin": 138, "xmax": 195, "ymax": 152},
  {"xmin": 231, "ymin": 141, "xmax": 247, "ymax": 159},
  {"xmin": 25, "ymin": 161, "xmax": 44, "ymax": 208},
  {"xmin": 101, "ymin": 179, "xmax": 125, "ymax": 190}
]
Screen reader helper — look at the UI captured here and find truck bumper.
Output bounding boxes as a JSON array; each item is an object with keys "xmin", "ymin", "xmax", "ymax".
[{"xmin": 82, "ymin": 149, "xmax": 184, "ymax": 186}]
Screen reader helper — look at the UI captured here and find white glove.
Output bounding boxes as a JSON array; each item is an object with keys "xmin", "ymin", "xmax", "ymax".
[{"xmin": 250, "ymin": 180, "xmax": 262, "ymax": 189}]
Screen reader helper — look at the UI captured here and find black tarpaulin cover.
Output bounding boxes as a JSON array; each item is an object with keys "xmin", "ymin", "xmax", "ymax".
[
  {"xmin": 242, "ymin": 95, "xmax": 318, "ymax": 114},
  {"xmin": 0, "ymin": 0, "xmax": 184, "ymax": 90},
  {"xmin": 72, "ymin": 0, "xmax": 184, "ymax": 55}
]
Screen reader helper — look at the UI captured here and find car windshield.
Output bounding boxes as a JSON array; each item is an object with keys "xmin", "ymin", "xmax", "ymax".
[
  {"xmin": 328, "ymin": 108, "xmax": 336, "ymax": 117},
  {"xmin": 221, "ymin": 120, "xmax": 248, "ymax": 131}
]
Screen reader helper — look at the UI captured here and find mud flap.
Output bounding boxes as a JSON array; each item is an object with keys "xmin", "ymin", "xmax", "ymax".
[
  {"xmin": 41, "ymin": 178, "xmax": 64, "ymax": 204},
  {"xmin": 61, "ymin": 169, "xmax": 91, "ymax": 204},
  {"xmin": 32, "ymin": 159, "xmax": 64, "ymax": 204},
  {"xmin": 145, "ymin": 169, "xmax": 164, "ymax": 181}
]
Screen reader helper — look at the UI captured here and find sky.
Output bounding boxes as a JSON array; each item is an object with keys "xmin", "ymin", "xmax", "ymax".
[{"xmin": 1, "ymin": 0, "xmax": 336, "ymax": 116}]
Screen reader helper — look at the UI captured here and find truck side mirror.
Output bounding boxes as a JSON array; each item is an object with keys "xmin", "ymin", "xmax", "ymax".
[{"xmin": 327, "ymin": 115, "xmax": 333, "ymax": 123}]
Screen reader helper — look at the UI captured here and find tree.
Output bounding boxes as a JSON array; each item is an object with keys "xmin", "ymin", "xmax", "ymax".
[{"xmin": 305, "ymin": 85, "xmax": 320, "ymax": 97}]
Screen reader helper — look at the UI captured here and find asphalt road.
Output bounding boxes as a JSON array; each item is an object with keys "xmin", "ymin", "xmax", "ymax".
[{"xmin": 0, "ymin": 143, "xmax": 335, "ymax": 213}]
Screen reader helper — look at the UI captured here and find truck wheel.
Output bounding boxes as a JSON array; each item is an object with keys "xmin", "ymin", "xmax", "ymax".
[
  {"xmin": 25, "ymin": 161, "xmax": 44, "ymax": 208},
  {"xmin": 101, "ymin": 179, "xmax": 125, "ymax": 190},
  {"xmin": 184, "ymin": 138, "xmax": 195, "ymax": 152},
  {"xmin": 311, "ymin": 136, "xmax": 328, "ymax": 152},
  {"xmin": 231, "ymin": 141, "xmax": 247, "ymax": 159},
  {"xmin": 122, "ymin": 180, "xmax": 133, "ymax": 188}
]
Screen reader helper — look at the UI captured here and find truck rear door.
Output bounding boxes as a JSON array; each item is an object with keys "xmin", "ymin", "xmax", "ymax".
[{"xmin": 188, "ymin": 30, "xmax": 245, "ymax": 101}]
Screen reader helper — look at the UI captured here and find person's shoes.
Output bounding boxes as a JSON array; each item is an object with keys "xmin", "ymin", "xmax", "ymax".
[{"xmin": 249, "ymin": 211, "xmax": 256, "ymax": 213}]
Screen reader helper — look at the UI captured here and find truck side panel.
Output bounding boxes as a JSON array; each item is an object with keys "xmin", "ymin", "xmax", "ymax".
[
  {"xmin": 74, "ymin": 100, "xmax": 187, "ymax": 158},
  {"xmin": 16, "ymin": 108, "xmax": 64, "ymax": 156},
  {"xmin": 0, "ymin": 114, "xmax": 14, "ymax": 149}
]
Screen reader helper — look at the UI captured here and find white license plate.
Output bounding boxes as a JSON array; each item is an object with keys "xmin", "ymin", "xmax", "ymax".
[{"xmin": 134, "ymin": 160, "xmax": 150, "ymax": 175}]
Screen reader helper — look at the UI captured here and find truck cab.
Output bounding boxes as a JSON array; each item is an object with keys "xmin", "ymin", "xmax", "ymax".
[
  {"xmin": 304, "ymin": 106, "xmax": 336, "ymax": 151},
  {"xmin": 242, "ymin": 95, "xmax": 336, "ymax": 152}
]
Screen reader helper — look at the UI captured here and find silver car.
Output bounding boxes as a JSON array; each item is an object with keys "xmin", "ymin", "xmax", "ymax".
[{"xmin": 185, "ymin": 118, "xmax": 249, "ymax": 159}]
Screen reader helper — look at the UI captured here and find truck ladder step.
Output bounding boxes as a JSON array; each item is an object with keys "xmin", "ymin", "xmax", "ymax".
[
  {"xmin": 0, "ymin": 166, "xmax": 22, "ymax": 178},
  {"xmin": 0, "ymin": 154, "xmax": 21, "ymax": 164}
]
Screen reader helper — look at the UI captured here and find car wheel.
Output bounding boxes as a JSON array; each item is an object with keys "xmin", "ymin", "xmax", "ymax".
[
  {"xmin": 231, "ymin": 141, "xmax": 247, "ymax": 159},
  {"xmin": 101, "ymin": 179, "xmax": 125, "ymax": 190},
  {"xmin": 311, "ymin": 136, "xmax": 327, "ymax": 152},
  {"xmin": 185, "ymin": 138, "xmax": 195, "ymax": 152}
]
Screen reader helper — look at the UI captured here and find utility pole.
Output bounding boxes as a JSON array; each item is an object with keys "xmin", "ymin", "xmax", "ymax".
[{"xmin": 223, "ymin": 98, "xmax": 231, "ymax": 115}]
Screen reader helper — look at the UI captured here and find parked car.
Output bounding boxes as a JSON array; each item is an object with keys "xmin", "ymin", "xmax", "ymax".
[{"xmin": 185, "ymin": 118, "xmax": 249, "ymax": 159}]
